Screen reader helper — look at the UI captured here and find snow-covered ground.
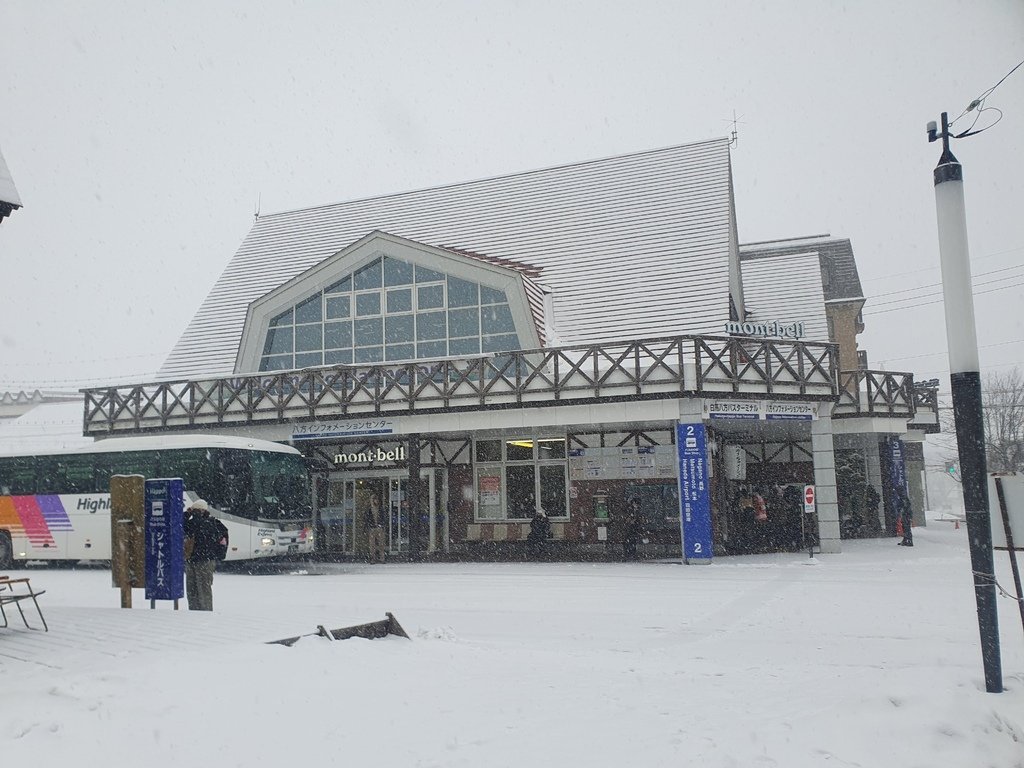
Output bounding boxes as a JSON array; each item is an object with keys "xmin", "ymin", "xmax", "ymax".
[{"xmin": 2, "ymin": 521, "xmax": 1022, "ymax": 767}]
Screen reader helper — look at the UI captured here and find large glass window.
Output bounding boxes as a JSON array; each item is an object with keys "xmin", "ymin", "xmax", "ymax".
[
  {"xmin": 325, "ymin": 295, "xmax": 350, "ymax": 319},
  {"xmin": 473, "ymin": 436, "xmax": 568, "ymax": 521},
  {"xmin": 295, "ymin": 295, "xmax": 322, "ymax": 324},
  {"xmin": 258, "ymin": 255, "xmax": 524, "ymax": 371}
]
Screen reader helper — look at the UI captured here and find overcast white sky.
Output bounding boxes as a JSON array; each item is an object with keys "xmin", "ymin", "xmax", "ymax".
[{"xmin": 1, "ymin": 1, "xmax": 1022, "ymax": 393}]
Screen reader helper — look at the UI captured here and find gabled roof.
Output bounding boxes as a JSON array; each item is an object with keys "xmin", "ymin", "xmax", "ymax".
[
  {"xmin": 739, "ymin": 235, "xmax": 864, "ymax": 303},
  {"xmin": 740, "ymin": 252, "xmax": 829, "ymax": 342},
  {"xmin": 160, "ymin": 138, "xmax": 737, "ymax": 380},
  {"xmin": 0, "ymin": 145, "xmax": 23, "ymax": 222}
]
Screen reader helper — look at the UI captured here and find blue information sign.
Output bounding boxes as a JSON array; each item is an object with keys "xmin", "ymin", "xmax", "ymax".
[
  {"xmin": 887, "ymin": 436, "xmax": 908, "ymax": 495},
  {"xmin": 144, "ymin": 478, "xmax": 185, "ymax": 601},
  {"xmin": 677, "ymin": 422, "xmax": 713, "ymax": 562}
]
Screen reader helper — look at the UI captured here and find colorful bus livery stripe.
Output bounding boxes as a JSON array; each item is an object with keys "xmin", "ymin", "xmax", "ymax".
[{"xmin": 0, "ymin": 495, "xmax": 76, "ymax": 548}]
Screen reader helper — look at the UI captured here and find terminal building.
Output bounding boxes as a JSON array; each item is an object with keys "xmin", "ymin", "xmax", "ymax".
[{"xmin": 81, "ymin": 138, "xmax": 939, "ymax": 560}]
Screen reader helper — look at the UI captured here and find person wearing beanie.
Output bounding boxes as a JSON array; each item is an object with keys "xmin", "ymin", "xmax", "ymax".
[{"xmin": 183, "ymin": 498, "xmax": 227, "ymax": 610}]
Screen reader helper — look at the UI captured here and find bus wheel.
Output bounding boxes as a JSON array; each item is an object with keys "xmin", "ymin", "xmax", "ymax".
[{"xmin": 0, "ymin": 531, "xmax": 12, "ymax": 569}]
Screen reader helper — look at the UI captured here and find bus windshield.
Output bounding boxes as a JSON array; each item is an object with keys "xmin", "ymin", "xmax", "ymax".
[{"xmin": 249, "ymin": 451, "xmax": 312, "ymax": 522}]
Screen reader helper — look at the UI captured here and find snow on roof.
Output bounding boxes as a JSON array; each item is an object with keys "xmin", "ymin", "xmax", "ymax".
[
  {"xmin": 0, "ymin": 408, "xmax": 299, "ymax": 457},
  {"xmin": 740, "ymin": 252, "xmax": 829, "ymax": 342},
  {"xmin": 0, "ymin": 400, "xmax": 94, "ymax": 454},
  {"xmin": 740, "ymin": 236, "xmax": 864, "ymax": 303},
  {"xmin": 160, "ymin": 138, "xmax": 737, "ymax": 380}
]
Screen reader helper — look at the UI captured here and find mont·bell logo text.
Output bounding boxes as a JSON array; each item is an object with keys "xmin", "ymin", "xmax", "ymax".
[{"xmin": 333, "ymin": 446, "xmax": 407, "ymax": 465}]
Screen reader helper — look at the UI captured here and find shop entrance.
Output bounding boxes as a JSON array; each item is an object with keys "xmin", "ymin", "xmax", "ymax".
[
  {"xmin": 708, "ymin": 418, "xmax": 818, "ymax": 555},
  {"xmin": 317, "ymin": 469, "xmax": 443, "ymax": 557}
]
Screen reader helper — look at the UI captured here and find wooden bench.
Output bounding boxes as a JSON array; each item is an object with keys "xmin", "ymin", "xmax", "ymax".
[{"xmin": 0, "ymin": 576, "xmax": 48, "ymax": 632}]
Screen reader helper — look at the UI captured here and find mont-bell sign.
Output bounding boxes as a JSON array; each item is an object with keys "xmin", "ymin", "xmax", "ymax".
[
  {"xmin": 725, "ymin": 320, "xmax": 805, "ymax": 340},
  {"xmin": 334, "ymin": 445, "xmax": 407, "ymax": 465}
]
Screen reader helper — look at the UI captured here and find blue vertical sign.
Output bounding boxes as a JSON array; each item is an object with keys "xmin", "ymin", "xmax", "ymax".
[
  {"xmin": 677, "ymin": 422, "xmax": 713, "ymax": 562},
  {"xmin": 144, "ymin": 478, "xmax": 185, "ymax": 601},
  {"xmin": 887, "ymin": 436, "xmax": 908, "ymax": 495}
]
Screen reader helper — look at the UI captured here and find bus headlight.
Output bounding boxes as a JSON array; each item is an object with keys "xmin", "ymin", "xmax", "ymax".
[{"xmin": 260, "ymin": 536, "xmax": 275, "ymax": 547}]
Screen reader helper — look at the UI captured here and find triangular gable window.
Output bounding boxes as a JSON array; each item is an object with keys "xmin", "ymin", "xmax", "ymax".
[{"xmin": 258, "ymin": 255, "xmax": 522, "ymax": 372}]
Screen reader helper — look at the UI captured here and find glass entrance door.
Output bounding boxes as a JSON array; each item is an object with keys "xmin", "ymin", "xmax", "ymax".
[
  {"xmin": 388, "ymin": 477, "xmax": 408, "ymax": 554},
  {"xmin": 320, "ymin": 470, "xmax": 440, "ymax": 557},
  {"xmin": 392, "ymin": 471, "xmax": 441, "ymax": 554},
  {"xmin": 319, "ymin": 478, "xmax": 357, "ymax": 554}
]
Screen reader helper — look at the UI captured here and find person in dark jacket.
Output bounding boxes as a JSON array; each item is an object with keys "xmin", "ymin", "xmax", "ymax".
[
  {"xmin": 184, "ymin": 499, "xmax": 226, "ymax": 610},
  {"xmin": 365, "ymin": 493, "xmax": 386, "ymax": 563},
  {"xmin": 526, "ymin": 509, "xmax": 552, "ymax": 559},
  {"xmin": 896, "ymin": 486, "xmax": 914, "ymax": 547},
  {"xmin": 622, "ymin": 498, "xmax": 644, "ymax": 561}
]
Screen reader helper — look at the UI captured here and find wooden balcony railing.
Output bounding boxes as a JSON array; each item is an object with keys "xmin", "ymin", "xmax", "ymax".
[
  {"xmin": 82, "ymin": 335, "xmax": 840, "ymax": 435},
  {"xmin": 910, "ymin": 383, "xmax": 942, "ymax": 433},
  {"xmin": 833, "ymin": 370, "xmax": 916, "ymax": 419}
]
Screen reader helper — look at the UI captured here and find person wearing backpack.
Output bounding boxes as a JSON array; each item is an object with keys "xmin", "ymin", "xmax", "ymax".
[{"xmin": 183, "ymin": 499, "xmax": 228, "ymax": 611}]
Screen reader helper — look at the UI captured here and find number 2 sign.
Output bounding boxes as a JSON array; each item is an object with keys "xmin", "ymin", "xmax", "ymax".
[{"xmin": 676, "ymin": 422, "xmax": 712, "ymax": 563}]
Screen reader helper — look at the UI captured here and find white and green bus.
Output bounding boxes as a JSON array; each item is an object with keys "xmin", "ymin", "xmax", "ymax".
[{"xmin": 0, "ymin": 434, "xmax": 314, "ymax": 567}]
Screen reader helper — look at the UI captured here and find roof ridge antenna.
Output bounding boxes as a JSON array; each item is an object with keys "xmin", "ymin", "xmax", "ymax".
[
  {"xmin": 254, "ymin": 192, "xmax": 261, "ymax": 222},
  {"xmin": 727, "ymin": 110, "xmax": 744, "ymax": 148}
]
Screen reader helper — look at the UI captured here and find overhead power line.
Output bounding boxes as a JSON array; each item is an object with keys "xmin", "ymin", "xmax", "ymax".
[
  {"xmin": 863, "ymin": 280, "xmax": 1024, "ymax": 317},
  {"xmin": 860, "ymin": 245, "xmax": 1024, "ymax": 283},
  {"xmin": 865, "ymin": 262, "xmax": 1024, "ymax": 301}
]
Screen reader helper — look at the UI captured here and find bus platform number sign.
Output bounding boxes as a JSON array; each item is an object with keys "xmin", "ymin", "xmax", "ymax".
[
  {"xmin": 676, "ymin": 422, "xmax": 712, "ymax": 563},
  {"xmin": 144, "ymin": 478, "xmax": 185, "ymax": 602}
]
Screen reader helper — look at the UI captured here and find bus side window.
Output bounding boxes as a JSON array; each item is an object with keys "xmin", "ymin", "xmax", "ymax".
[
  {"xmin": 36, "ymin": 459, "xmax": 59, "ymax": 495},
  {"xmin": 8, "ymin": 456, "xmax": 38, "ymax": 495},
  {"xmin": 92, "ymin": 455, "xmax": 112, "ymax": 494},
  {"xmin": 59, "ymin": 456, "xmax": 96, "ymax": 494},
  {"xmin": 217, "ymin": 449, "xmax": 251, "ymax": 514}
]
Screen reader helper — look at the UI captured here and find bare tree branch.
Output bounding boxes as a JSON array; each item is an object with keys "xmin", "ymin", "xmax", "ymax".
[{"xmin": 939, "ymin": 366, "xmax": 1024, "ymax": 473}]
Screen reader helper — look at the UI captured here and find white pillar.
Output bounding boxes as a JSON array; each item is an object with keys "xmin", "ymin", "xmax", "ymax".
[{"xmin": 812, "ymin": 416, "xmax": 841, "ymax": 553}]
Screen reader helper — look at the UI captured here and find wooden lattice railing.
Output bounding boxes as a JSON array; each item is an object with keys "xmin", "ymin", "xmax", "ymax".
[{"xmin": 82, "ymin": 334, "xmax": 841, "ymax": 435}]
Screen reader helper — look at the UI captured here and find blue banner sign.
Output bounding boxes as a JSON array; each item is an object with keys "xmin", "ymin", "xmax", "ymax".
[
  {"xmin": 144, "ymin": 478, "xmax": 185, "ymax": 601},
  {"xmin": 887, "ymin": 436, "xmax": 908, "ymax": 495},
  {"xmin": 677, "ymin": 422, "xmax": 713, "ymax": 562}
]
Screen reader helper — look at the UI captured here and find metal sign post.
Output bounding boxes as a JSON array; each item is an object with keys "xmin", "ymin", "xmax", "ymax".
[
  {"xmin": 991, "ymin": 475, "xmax": 1024, "ymax": 637},
  {"xmin": 803, "ymin": 485, "xmax": 817, "ymax": 558}
]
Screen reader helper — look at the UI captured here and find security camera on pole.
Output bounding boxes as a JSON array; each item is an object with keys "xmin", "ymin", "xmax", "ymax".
[{"xmin": 928, "ymin": 111, "xmax": 1002, "ymax": 693}]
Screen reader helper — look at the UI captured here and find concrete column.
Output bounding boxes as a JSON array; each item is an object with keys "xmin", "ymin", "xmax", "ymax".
[
  {"xmin": 812, "ymin": 416, "xmax": 841, "ymax": 553},
  {"xmin": 903, "ymin": 438, "xmax": 927, "ymax": 527},
  {"xmin": 678, "ymin": 400, "xmax": 703, "ymax": 421},
  {"xmin": 862, "ymin": 434, "xmax": 885, "ymax": 531}
]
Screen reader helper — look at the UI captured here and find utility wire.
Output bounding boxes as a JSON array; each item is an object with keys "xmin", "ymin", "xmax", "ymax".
[
  {"xmin": 860, "ymin": 245, "xmax": 1024, "ymax": 283},
  {"xmin": 863, "ymin": 280, "xmax": 1024, "ymax": 316},
  {"xmin": 948, "ymin": 57, "xmax": 1024, "ymax": 136},
  {"xmin": 866, "ymin": 274, "xmax": 1024, "ymax": 309},
  {"xmin": 973, "ymin": 571, "xmax": 1024, "ymax": 604},
  {"xmin": 865, "ymin": 263, "xmax": 1024, "ymax": 301},
  {"xmin": 910, "ymin": 360, "xmax": 1024, "ymax": 377},
  {"xmin": 2, "ymin": 352, "xmax": 165, "ymax": 369},
  {"xmin": 874, "ymin": 339, "xmax": 1023, "ymax": 365}
]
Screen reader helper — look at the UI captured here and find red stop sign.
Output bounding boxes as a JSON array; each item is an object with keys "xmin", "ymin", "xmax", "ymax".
[{"xmin": 804, "ymin": 485, "xmax": 815, "ymax": 506}]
